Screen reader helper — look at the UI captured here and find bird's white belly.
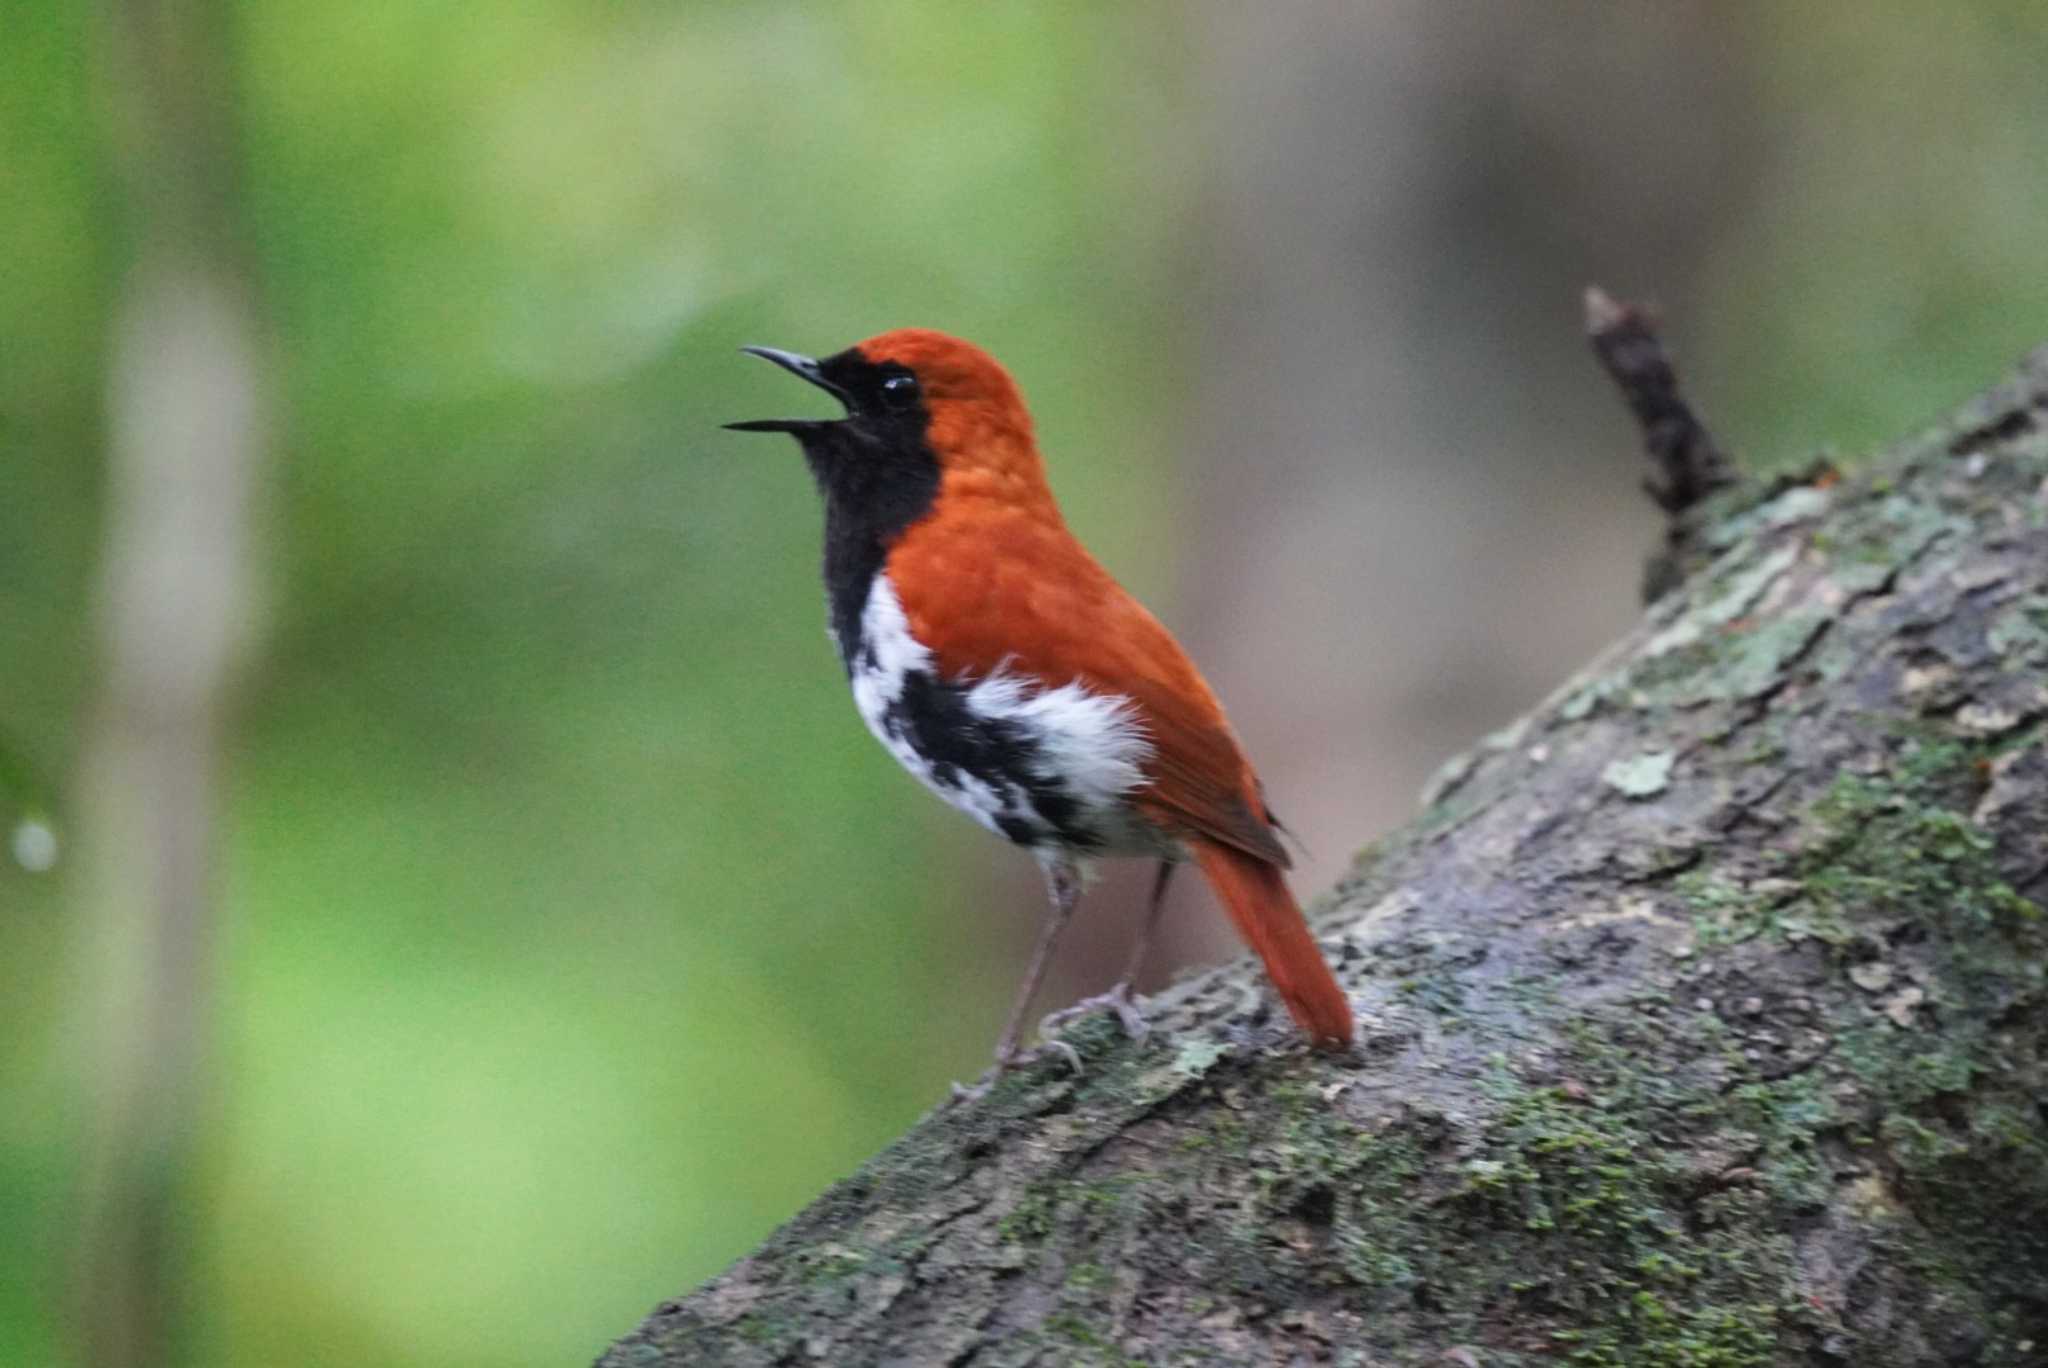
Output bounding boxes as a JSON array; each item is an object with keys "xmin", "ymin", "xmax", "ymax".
[{"xmin": 844, "ymin": 575, "xmax": 1162, "ymax": 854}]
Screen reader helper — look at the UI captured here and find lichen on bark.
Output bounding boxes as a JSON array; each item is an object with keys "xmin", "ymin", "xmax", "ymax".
[{"xmin": 601, "ymin": 349, "xmax": 2048, "ymax": 1368}]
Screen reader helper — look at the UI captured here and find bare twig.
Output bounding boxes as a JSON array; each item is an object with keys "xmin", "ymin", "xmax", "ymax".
[{"xmin": 1584, "ymin": 286, "xmax": 1737, "ymax": 514}]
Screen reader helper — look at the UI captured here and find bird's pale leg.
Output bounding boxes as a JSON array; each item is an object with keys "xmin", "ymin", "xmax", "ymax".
[
  {"xmin": 992, "ymin": 856, "xmax": 1084, "ymax": 1066},
  {"xmin": 950, "ymin": 856, "xmax": 1084, "ymax": 1103},
  {"xmin": 1041, "ymin": 858, "xmax": 1176, "ymax": 1042}
]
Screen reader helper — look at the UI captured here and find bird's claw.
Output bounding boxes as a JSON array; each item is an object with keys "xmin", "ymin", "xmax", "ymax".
[
  {"xmin": 1025, "ymin": 1037, "xmax": 1085, "ymax": 1075},
  {"xmin": 1039, "ymin": 982, "xmax": 1150, "ymax": 1043},
  {"xmin": 946, "ymin": 1037, "xmax": 1085, "ymax": 1106}
]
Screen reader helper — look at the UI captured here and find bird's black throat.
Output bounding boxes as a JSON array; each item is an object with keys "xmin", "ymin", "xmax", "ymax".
[
  {"xmin": 728, "ymin": 344, "xmax": 943, "ymax": 670},
  {"xmin": 803, "ymin": 421, "xmax": 941, "ymax": 671}
]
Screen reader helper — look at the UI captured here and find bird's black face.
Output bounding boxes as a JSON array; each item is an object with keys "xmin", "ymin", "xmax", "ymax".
[{"xmin": 725, "ymin": 346, "xmax": 929, "ymax": 456}]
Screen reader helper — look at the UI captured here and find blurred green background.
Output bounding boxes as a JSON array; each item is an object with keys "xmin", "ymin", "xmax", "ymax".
[{"xmin": 4, "ymin": 4, "xmax": 2046, "ymax": 1365}]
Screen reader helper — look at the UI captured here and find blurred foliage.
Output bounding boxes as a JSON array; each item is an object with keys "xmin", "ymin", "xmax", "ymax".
[
  {"xmin": 3, "ymin": 5, "xmax": 1185, "ymax": 1365},
  {"xmin": 3, "ymin": 3, "xmax": 2046, "ymax": 1366}
]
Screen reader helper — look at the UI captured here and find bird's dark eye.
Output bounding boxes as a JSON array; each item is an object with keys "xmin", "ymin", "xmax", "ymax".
[{"xmin": 880, "ymin": 373, "xmax": 920, "ymax": 408}]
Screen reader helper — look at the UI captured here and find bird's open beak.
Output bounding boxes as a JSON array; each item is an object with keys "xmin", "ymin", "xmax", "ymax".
[{"xmin": 724, "ymin": 346, "xmax": 851, "ymax": 433}]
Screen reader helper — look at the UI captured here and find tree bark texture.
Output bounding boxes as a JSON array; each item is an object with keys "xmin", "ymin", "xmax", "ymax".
[{"xmin": 601, "ymin": 351, "xmax": 2048, "ymax": 1367}]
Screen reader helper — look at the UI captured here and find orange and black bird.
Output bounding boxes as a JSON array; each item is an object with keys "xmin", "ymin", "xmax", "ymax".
[{"xmin": 727, "ymin": 329, "xmax": 1353, "ymax": 1087}]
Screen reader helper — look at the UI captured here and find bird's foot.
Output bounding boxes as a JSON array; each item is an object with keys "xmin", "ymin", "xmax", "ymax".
[
  {"xmin": 947, "ymin": 1038, "xmax": 1084, "ymax": 1106},
  {"xmin": 1039, "ymin": 981, "xmax": 1150, "ymax": 1043}
]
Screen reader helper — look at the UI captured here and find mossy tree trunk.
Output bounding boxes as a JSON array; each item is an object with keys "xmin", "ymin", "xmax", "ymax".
[{"xmin": 601, "ymin": 350, "xmax": 2048, "ymax": 1368}]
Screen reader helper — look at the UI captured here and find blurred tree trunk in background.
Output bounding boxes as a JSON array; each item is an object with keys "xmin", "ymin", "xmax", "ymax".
[
  {"xmin": 1183, "ymin": 0, "xmax": 1750, "ymax": 887},
  {"xmin": 1042, "ymin": 2, "xmax": 1762, "ymax": 1001},
  {"xmin": 599, "ymin": 350, "xmax": 2048, "ymax": 1366},
  {"xmin": 72, "ymin": 1, "xmax": 269, "ymax": 1364}
]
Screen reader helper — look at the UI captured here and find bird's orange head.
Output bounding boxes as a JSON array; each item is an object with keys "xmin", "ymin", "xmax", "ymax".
[{"xmin": 726, "ymin": 329, "xmax": 1049, "ymax": 507}]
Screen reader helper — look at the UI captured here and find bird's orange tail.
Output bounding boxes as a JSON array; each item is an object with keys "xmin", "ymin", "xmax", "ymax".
[{"xmin": 1192, "ymin": 841, "xmax": 1353, "ymax": 1047}]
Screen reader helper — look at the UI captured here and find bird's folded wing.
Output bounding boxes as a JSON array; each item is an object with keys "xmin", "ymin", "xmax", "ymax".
[{"xmin": 890, "ymin": 514, "xmax": 1289, "ymax": 868}]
